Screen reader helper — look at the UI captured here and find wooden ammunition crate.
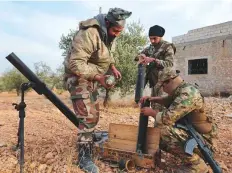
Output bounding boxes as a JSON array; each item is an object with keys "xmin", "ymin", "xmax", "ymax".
[{"xmin": 94, "ymin": 123, "xmax": 161, "ymax": 168}]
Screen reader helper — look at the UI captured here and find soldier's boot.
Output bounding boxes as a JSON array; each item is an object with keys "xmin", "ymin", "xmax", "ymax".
[
  {"xmin": 78, "ymin": 143, "xmax": 99, "ymax": 173},
  {"xmin": 175, "ymin": 157, "xmax": 209, "ymax": 173}
]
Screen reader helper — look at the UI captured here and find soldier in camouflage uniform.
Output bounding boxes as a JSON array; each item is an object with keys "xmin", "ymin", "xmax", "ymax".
[
  {"xmin": 63, "ymin": 8, "xmax": 131, "ymax": 173},
  {"xmin": 140, "ymin": 68, "xmax": 217, "ymax": 173},
  {"xmin": 135, "ymin": 25, "xmax": 176, "ymax": 111}
]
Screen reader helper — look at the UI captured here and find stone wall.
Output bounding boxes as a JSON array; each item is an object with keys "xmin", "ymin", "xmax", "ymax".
[
  {"xmin": 173, "ymin": 21, "xmax": 232, "ymax": 44},
  {"xmin": 172, "ymin": 21, "xmax": 232, "ymax": 96}
]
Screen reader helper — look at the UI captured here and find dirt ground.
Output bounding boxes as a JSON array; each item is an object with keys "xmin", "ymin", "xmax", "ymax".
[{"xmin": 0, "ymin": 91, "xmax": 231, "ymax": 173}]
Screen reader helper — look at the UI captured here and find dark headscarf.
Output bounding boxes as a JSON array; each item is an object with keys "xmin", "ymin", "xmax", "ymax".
[{"xmin": 149, "ymin": 25, "xmax": 165, "ymax": 37}]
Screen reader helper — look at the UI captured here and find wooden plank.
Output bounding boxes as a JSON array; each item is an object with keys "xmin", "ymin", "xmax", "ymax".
[
  {"xmin": 106, "ymin": 138, "xmax": 160, "ymax": 154},
  {"xmin": 106, "ymin": 138, "xmax": 136, "ymax": 152},
  {"xmin": 109, "ymin": 123, "xmax": 160, "ymax": 146},
  {"xmin": 109, "ymin": 123, "xmax": 138, "ymax": 141},
  {"xmin": 94, "ymin": 124, "xmax": 161, "ymax": 168},
  {"xmin": 107, "ymin": 123, "xmax": 160, "ymax": 154},
  {"xmin": 94, "ymin": 146, "xmax": 155, "ymax": 168}
]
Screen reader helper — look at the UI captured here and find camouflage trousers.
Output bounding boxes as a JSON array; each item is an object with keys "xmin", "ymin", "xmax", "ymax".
[
  {"xmin": 160, "ymin": 126, "xmax": 209, "ymax": 173},
  {"xmin": 65, "ymin": 76, "xmax": 99, "ymax": 143},
  {"xmin": 151, "ymin": 83, "xmax": 165, "ymax": 111}
]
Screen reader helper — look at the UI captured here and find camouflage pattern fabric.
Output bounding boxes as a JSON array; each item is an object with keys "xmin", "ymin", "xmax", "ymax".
[
  {"xmin": 154, "ymin": 81, "xmax": 217, "ymax": 172},
  {"xmin": 156, "ymin": 81, "xmax": 217, "ymax": 142},
  {"xmin": 140, "ymin": 40, "xmax": 175, "ymax": 88},
  {"xmin": 63, "ymin": 8, "xmax": 131, "ymax": 172},
  {"xmin": 64, "ymin": 17, "xmax": 116, "ymax": 81},
  {"xmin": 151, "ymin": 83, "xmax": 165, "ymax": 112},
  {"xmin": 158, "ymin": 67, "xmax": 179, "ymax": 83},
  {"xmin": 136, "ymin": 40, "xmax": 175, "ymax": 70},
  {"xmin": 157, "ymin": 82, "xmax": 204, "ymax": 125},
  {"xmin": 160, "ymin": 126, "xmax": 209, "ymax": 173},
  {"xmin": 63, "ymin": 16, "xmax": 118, "ymax": 142},
  {"xmin": 135, "ymin": 40, "xmax": 175, "ymax": 109},
  {"xmin": 65, "ymin": 76, "xmax": 100, "ymax": 142}
]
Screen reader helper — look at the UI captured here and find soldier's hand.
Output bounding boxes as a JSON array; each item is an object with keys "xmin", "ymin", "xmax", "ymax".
[
  {"xmin": 143, "ymin": 57, "xmax": 156, "ymax": 64},
  {"xmin": 139, "ymin": 96, "xmax": 151, "ymax": 104},
  {"xmin": 140, "ymin": 107, "xmax": 158, "ymax": 117},
  {"xmin": 138, "ymin": 54, "xmax": 146, "ymax": 64},
  {"xmin": 149, "ymin": 96, "xmax": 160, "ymax": 102},
  {"xmin": 111, "ymin": 65, "xmax": 122, "ymax": 80},
  {"xmin": 94, "ymin": 74, "xmax": 112, "ymax": 89},
  {"xmin": 139, "ymin": 55, "xmax": 156, "ymax": 65}
]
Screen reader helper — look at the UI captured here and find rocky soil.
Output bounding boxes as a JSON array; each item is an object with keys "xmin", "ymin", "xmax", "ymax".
[{"xmin": 0, "ymin": 91, "xmax": 231, "ymax": 173}]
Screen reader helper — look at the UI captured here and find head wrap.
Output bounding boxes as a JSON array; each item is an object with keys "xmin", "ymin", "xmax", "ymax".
[
  {"xmin": 149, "ymin": 25, "xmax": 165, "ymax": 37},
  {"xmin": 106, "ymin": 8, "xmax": 132, "ymax": 27}
]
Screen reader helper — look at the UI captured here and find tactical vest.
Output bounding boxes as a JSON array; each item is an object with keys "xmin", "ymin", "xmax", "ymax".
[{"xmin": 187, "ymin": 107, "xmax": 213, "ymax": 134}]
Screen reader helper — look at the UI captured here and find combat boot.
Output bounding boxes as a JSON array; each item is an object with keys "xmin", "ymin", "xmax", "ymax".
[{"xmin": 78, "ymin": 143, "xmax": 99, "ymax": 173}]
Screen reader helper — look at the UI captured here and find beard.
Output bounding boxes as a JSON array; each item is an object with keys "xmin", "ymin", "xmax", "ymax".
[
  {"xmin": 152, "ymin": 42, "xmax": 159, "ymax": 46},
  {"xmin": 152, "ymin": 41, "xmax": 162, "ymax": 47},
  {"xmin": 108, "ymin": 35, "xmax": 116, "ymax": 43},
  {"xmin": 106, "ymin": 35, "xmax": 116, "ymax": 46}
]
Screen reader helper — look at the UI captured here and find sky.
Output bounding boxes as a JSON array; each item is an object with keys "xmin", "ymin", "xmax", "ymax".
[{"xmin": 0, "ymin": 0, "xmax": 232, "ymax": 75}]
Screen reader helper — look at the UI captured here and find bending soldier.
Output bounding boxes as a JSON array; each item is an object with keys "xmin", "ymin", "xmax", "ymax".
[
  {"xmin": 63, "ymin": 8, "xmax": 131, "ymax": 173},
  {"xmin": 140, "ymin": 68, "xmax": 217, "ymax": 173}
]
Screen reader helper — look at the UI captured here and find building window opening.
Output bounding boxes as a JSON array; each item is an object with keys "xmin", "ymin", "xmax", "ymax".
[{"xmin": 188, "ymin": 58, "xmax": 208, "ymax": 74}]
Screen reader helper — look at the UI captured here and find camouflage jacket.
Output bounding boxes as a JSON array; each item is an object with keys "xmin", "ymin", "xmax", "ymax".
[
  {"xmin": 156, "ymin": 81, "xmax": 217, "ymax": 146},
  {"xmin": 156, "ymin": 81, "xmax": 204, "ymax": 126},
  {"xmin": 135, "ymin": 40, "xmax": 176, "ymax": 87},
  {"xmin": 140, "ymin": 40, "xmax": 175, "ymax": 68},
  {"xmin": 64, "ymin": 14, "xmax": 116, "ymax": 81}
]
